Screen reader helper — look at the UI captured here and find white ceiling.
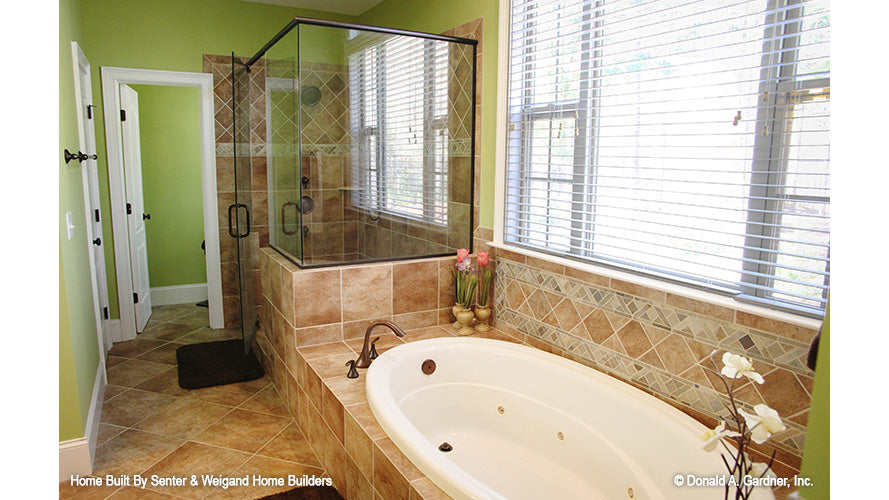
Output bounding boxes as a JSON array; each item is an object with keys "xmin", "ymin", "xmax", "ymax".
[{"xmin": 241, "ymin": 0, "xmax": 385, "ymax": 17}]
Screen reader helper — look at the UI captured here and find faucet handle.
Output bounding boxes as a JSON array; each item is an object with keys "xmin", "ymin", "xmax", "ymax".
[
  {"xmin": 345, "ymin": 360, "xmax": 359, "ymax": 379},
  {"xmin": 369, "ymin": 337, "xmax": 381, "ymax": 360}
]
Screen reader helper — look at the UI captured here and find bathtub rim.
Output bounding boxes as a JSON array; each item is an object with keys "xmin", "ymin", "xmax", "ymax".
[{"xmin": 365, "ymin": 336, "xmax": 757, "ymax": 500}]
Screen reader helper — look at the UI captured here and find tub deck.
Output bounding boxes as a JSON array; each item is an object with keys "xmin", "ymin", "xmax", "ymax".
[
  {"xmin": 255, "ymin": 323, "xmax": 788, "ymax": 500},
  {"xmin": 255, "ymin": 321, "xmax": 525, "ymax": 500}
]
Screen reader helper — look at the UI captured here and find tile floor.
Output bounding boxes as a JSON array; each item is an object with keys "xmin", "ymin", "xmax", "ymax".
[{"xmin": 59, "ymin": 304, "xmax": 327, "ymax": 500}]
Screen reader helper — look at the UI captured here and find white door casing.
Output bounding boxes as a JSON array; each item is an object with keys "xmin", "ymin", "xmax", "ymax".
[
  {"xmin": 70, "ymin": 41, "xmax": 112, "ymax": 365},
  {"xmin": 101, "ymin": 67, "xmax": 223, "ymax": 342},
  {"xmin": 119, "ymin": 85, "xmax": 153, "ymax": 332}
]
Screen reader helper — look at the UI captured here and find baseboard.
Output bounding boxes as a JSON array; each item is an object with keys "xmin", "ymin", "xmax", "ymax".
[
  {"xmin": 59, "ymin": 362, "xmax": 106, "ymax": 481},
  {"xmin": 59, "ymin": 438, "xmax": 91, "ymax": 482},
  {"xmin": 150, "ymin": 283, "xmax": 208, "ymax": 306}
]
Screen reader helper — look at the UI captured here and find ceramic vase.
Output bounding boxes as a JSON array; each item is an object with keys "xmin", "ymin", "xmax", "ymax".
[
  {"xmin": 474, "ymin": 305, "xmax": 491, "ymax": 332},
  {"xmin": 452, "ymin": 304, "xmax": 468, "ymax": 329},
  {"xmin": 456, "ymin": 309, "xmax": 475, "ymax": 336}
]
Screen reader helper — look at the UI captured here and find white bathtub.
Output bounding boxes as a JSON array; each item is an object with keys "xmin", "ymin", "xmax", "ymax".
[{"xmin": 366, "ymin": 337, "xmax": 774, "ymax": 500}]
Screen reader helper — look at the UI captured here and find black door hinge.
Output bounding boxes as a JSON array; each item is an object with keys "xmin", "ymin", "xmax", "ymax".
[
  {"xmin": 87, "ymin": 104, "xmax": 98, "ymax": 120},
  {"xmin": 103, "ymin": 307, "xmax": 109, "ymax": 320},
  {"xmin": 94, "ymin": 209, "xmax": 100, "ymax": 222},
  {"xmin": 120, "ymin": 109, "xmax": 127, "ymax": 121},
  {"xmin": 133, "ymin": 292, "xmax": 139, "ymax": 304},
  {"xmin": 126, "ymin": 203, "xmax": 132, "ymax": 215}
]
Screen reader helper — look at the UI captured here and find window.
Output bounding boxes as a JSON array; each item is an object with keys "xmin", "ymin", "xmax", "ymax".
[
  {"xmin": 504, "ymin": 0, "xmax": 830, "ymax": 316},
  {"xmin": 349, "ymin": 35, "xmax": 450, "ymax": 225}
]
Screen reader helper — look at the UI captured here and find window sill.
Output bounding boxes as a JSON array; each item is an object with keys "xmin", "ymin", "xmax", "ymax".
[{"xmin": 488, "ymin": 241, "xmax": 823, "ymax": 331}]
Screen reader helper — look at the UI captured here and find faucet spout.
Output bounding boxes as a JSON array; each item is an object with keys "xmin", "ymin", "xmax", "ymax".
[{"xmin": 355, "ymin": 320, "xmax": 406, "ymax": 368}]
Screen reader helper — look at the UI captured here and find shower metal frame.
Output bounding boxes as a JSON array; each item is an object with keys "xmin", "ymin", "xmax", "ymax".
[{"xmin": 241, "ymin": 17, "xmax": 479, "ymax": 269}]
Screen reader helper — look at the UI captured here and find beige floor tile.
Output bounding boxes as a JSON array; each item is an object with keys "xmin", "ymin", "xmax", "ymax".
[
  {"xmin": 173, "ymin": 309, "xmax": 212, "ymax": 329},
  {"xmin": 184, "ymin": 376, "xmax": 270, "ymax": 407},
  {"xmin": 136, "ymin": 342, "xmax": 184, "ymax": 365},
  {"xmin": 256, "ymin": 422, "xmax": 322, "ymax": 468},
  {"xmin": 238, "ymin": 384, "xmax": 290, "ymax": 417},
  {"xmin": 192, "ymin": 408, "xmax": 291, "ymax": 454},
  {"xmin": 150, "ymin": 303, "xmax": 199, "ymax": 323},
  {"xmin": 133, "ymin": 397, "xmax": 232, "ymax": 439},
  {"xmin": 176, "ymin": 326, "xmax": 241, "ymax": 344},
  {"xmin": 62, "ymin": 304, "xmax": 323, "ymax": 500},
  {"xmin": 135, "ymin": 366, "xmax": 191, "ymax": 398},
  {"xmin": 140, "ymin": 322, "xmax": 203, "ymax": 342},
  {"xmin": 142, "ymin": 441, "xmax": 251, "ymax": 499},
  {"xmin": 104, "ymin": 384, "xmax": 129, "ymax": 401},
  {"xmin": 59, "ymin": 477, "xmax": 121, "ymax": 499},
  {"xmin": 107, "ymin": 486, "xmax": 182, "ymax": 499},
  {"xmin": 204, "ymin": 455, "xmax": 326, "ymax": 500},
  {"xmin": 100, "ymin": 389, "xmax": 176, "ymax": 428},
  {"xmin": 96, "ymin": 423, "xmax": 127, "ymax": 447},
  {"xmin": 92, "ymin": 429, "xmax": 184, "ymax": 477},
  {"xmin": 108, "ymin": 337, "xmax": 169, "ymax": 359},
  {"xmin": 106, "ymin": 359, "xmax": 172, "ymax": 388}
]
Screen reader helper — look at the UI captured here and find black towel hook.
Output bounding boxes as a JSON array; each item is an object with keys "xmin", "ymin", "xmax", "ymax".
[{"xmin": 64, "ymin": 149, "xmax": 98, "ymax": 164}]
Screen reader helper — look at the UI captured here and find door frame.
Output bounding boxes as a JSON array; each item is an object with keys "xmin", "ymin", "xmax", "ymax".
[{"xmin": 101, "ymin": 66, "xmax": 223, "ymax": 341}]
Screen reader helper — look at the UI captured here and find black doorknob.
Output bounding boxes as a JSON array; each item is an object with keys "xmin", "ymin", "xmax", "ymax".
[
  {"xmin": 93, "ymin": 238, "xmax": 101, "ymax": 246},
  {"xmin": 143, "ymin": 213, "xmax": 151, "ymax": 221}
]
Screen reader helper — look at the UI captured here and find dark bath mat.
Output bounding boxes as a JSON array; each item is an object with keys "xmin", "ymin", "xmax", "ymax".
[
  {"xmin": 176, "ymin": 339, "xmax": 264, "ymax": 389},
  {"xmin": 255, "ymin": 485, "xmax": 344, "ymax": 500}
]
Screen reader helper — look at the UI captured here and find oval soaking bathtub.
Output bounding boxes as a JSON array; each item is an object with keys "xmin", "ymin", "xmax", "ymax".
[{"xmin": 366, "ymin": 337, "xmax": 774, "ymax": 500}]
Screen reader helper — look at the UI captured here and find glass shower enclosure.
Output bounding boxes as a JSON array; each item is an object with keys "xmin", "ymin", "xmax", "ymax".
[{"xmin": 231, "ymin": 18, "xmax": 477, "ymax": 351}]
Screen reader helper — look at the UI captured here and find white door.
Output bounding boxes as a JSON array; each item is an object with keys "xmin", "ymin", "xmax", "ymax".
[
  {"xmin": 120, "ymin": 84, "xmax": 152, "ymax": 332},
  {"xmin": 71, "ymin": 41, "xmax": 113, "ymax": 359}
]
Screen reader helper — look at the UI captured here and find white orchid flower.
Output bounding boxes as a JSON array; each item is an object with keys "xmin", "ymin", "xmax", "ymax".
[
  {"xmin": 739, "ymin": 404, "xmax": 786, "ymax": 444},
  {"xmin": 721, "ymin": 352, "xmax": 765, "ymax": 384},
  {"xmin": 749, "ymin": 461, "xmax": 776, "ymax": 479},
  {"xmin": 700, "ymin": 421, "xmax": 741, "ymax": 452}
]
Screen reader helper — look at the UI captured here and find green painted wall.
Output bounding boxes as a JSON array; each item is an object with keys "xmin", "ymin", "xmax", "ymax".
[
  {"xmin": 77, "ymin": 0, "xmax": 358, "ymax": 318},
  {"xmin": 798, "ymin": 303, "xmax": 829, "ymax": 499},
  {"xmin": 129, "ymin": 84, "xmax": 206, "ymax": 288},
  {"xmin": 359, "ymin": 0, "xmax": 499, "ymax": 229},
  {"xmin": 60, "ymin": 0, "xmax": 99, "ymax": 442}
]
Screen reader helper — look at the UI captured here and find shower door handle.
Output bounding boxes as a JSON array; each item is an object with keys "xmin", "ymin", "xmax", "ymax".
[
  {"xmin": 227, "ymin": 203, "xmax": 251, "ymax": 239},
  {"xmin": 281, "ymin": 201, "xmax": 297, "ymax": 235}
]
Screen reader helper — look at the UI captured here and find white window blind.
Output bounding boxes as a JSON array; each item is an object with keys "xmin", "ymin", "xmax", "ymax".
[
  {"xmin": 349, "ymin": 35, "xmax": 450, "ymax": 225},
  {"xmin": 504, "ymin": 0, "xmax": 830, "ymax": 316}
]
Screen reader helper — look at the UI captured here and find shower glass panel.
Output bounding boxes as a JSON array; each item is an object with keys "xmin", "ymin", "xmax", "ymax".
[
  {"xmin": 253, "ymin": 18, "xmax": 477, "ymax": 268},
  {"xmin": 265, "ymin": 28, "xmax": 302, "ymax": 262},
  {"xmin": 231, "ymin": 54, "xmax": 258, "ymax": 353}
]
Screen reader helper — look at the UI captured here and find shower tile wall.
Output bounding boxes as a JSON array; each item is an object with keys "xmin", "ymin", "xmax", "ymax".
[
  {"xmin": 204, "ymin": 54, "xmax": 269, "ymax": 327},
  {"xmin": 443, "ymin": 19, "xmax": 483, "ymax": 242},
  {"xmin": 298, "ymin": 62, "xmax": 358, "ymax": 264}
]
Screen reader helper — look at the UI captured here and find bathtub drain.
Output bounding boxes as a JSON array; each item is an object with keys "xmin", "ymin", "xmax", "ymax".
[
  {"xmin": 627, "ymin": 487, "xmax": 635, "ymax": 499},
  {"xmin": 438, "ymin": 442, "xmax": 453, "ymax": 452}
]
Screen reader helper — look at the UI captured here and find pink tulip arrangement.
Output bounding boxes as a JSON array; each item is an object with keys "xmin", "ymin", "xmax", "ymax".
[
  {"xmin": 453, "ymin": 249, "xmax": 478, "ymax": 309},
  {"xmin": 476, "ymin": 251, "xmax": 492, "ymax": 307}
]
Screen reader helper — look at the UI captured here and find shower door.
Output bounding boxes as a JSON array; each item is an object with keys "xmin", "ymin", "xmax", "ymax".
[{"xmin": 232, "ymin": 54, "xmax": 258, "ymax": 353}]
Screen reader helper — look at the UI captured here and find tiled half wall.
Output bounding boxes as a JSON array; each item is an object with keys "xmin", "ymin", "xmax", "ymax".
[{"xmin": 259, "ymin": 247, "xmax": 460, "ymax": 349}]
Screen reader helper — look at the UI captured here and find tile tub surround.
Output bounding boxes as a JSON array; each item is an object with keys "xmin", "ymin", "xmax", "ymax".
[
  {"xmin": 253, "ymin": 319, "xmax": 523, "ymax": 500},
  {"xmin": 490, "ymin": 247, "xmax": 819, "ymax": 480}
]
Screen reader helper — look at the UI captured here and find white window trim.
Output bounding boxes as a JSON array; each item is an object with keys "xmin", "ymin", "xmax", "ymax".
[{"xmin": 492, "ymin": 0, "xmax": 822, "ymax": 330}]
